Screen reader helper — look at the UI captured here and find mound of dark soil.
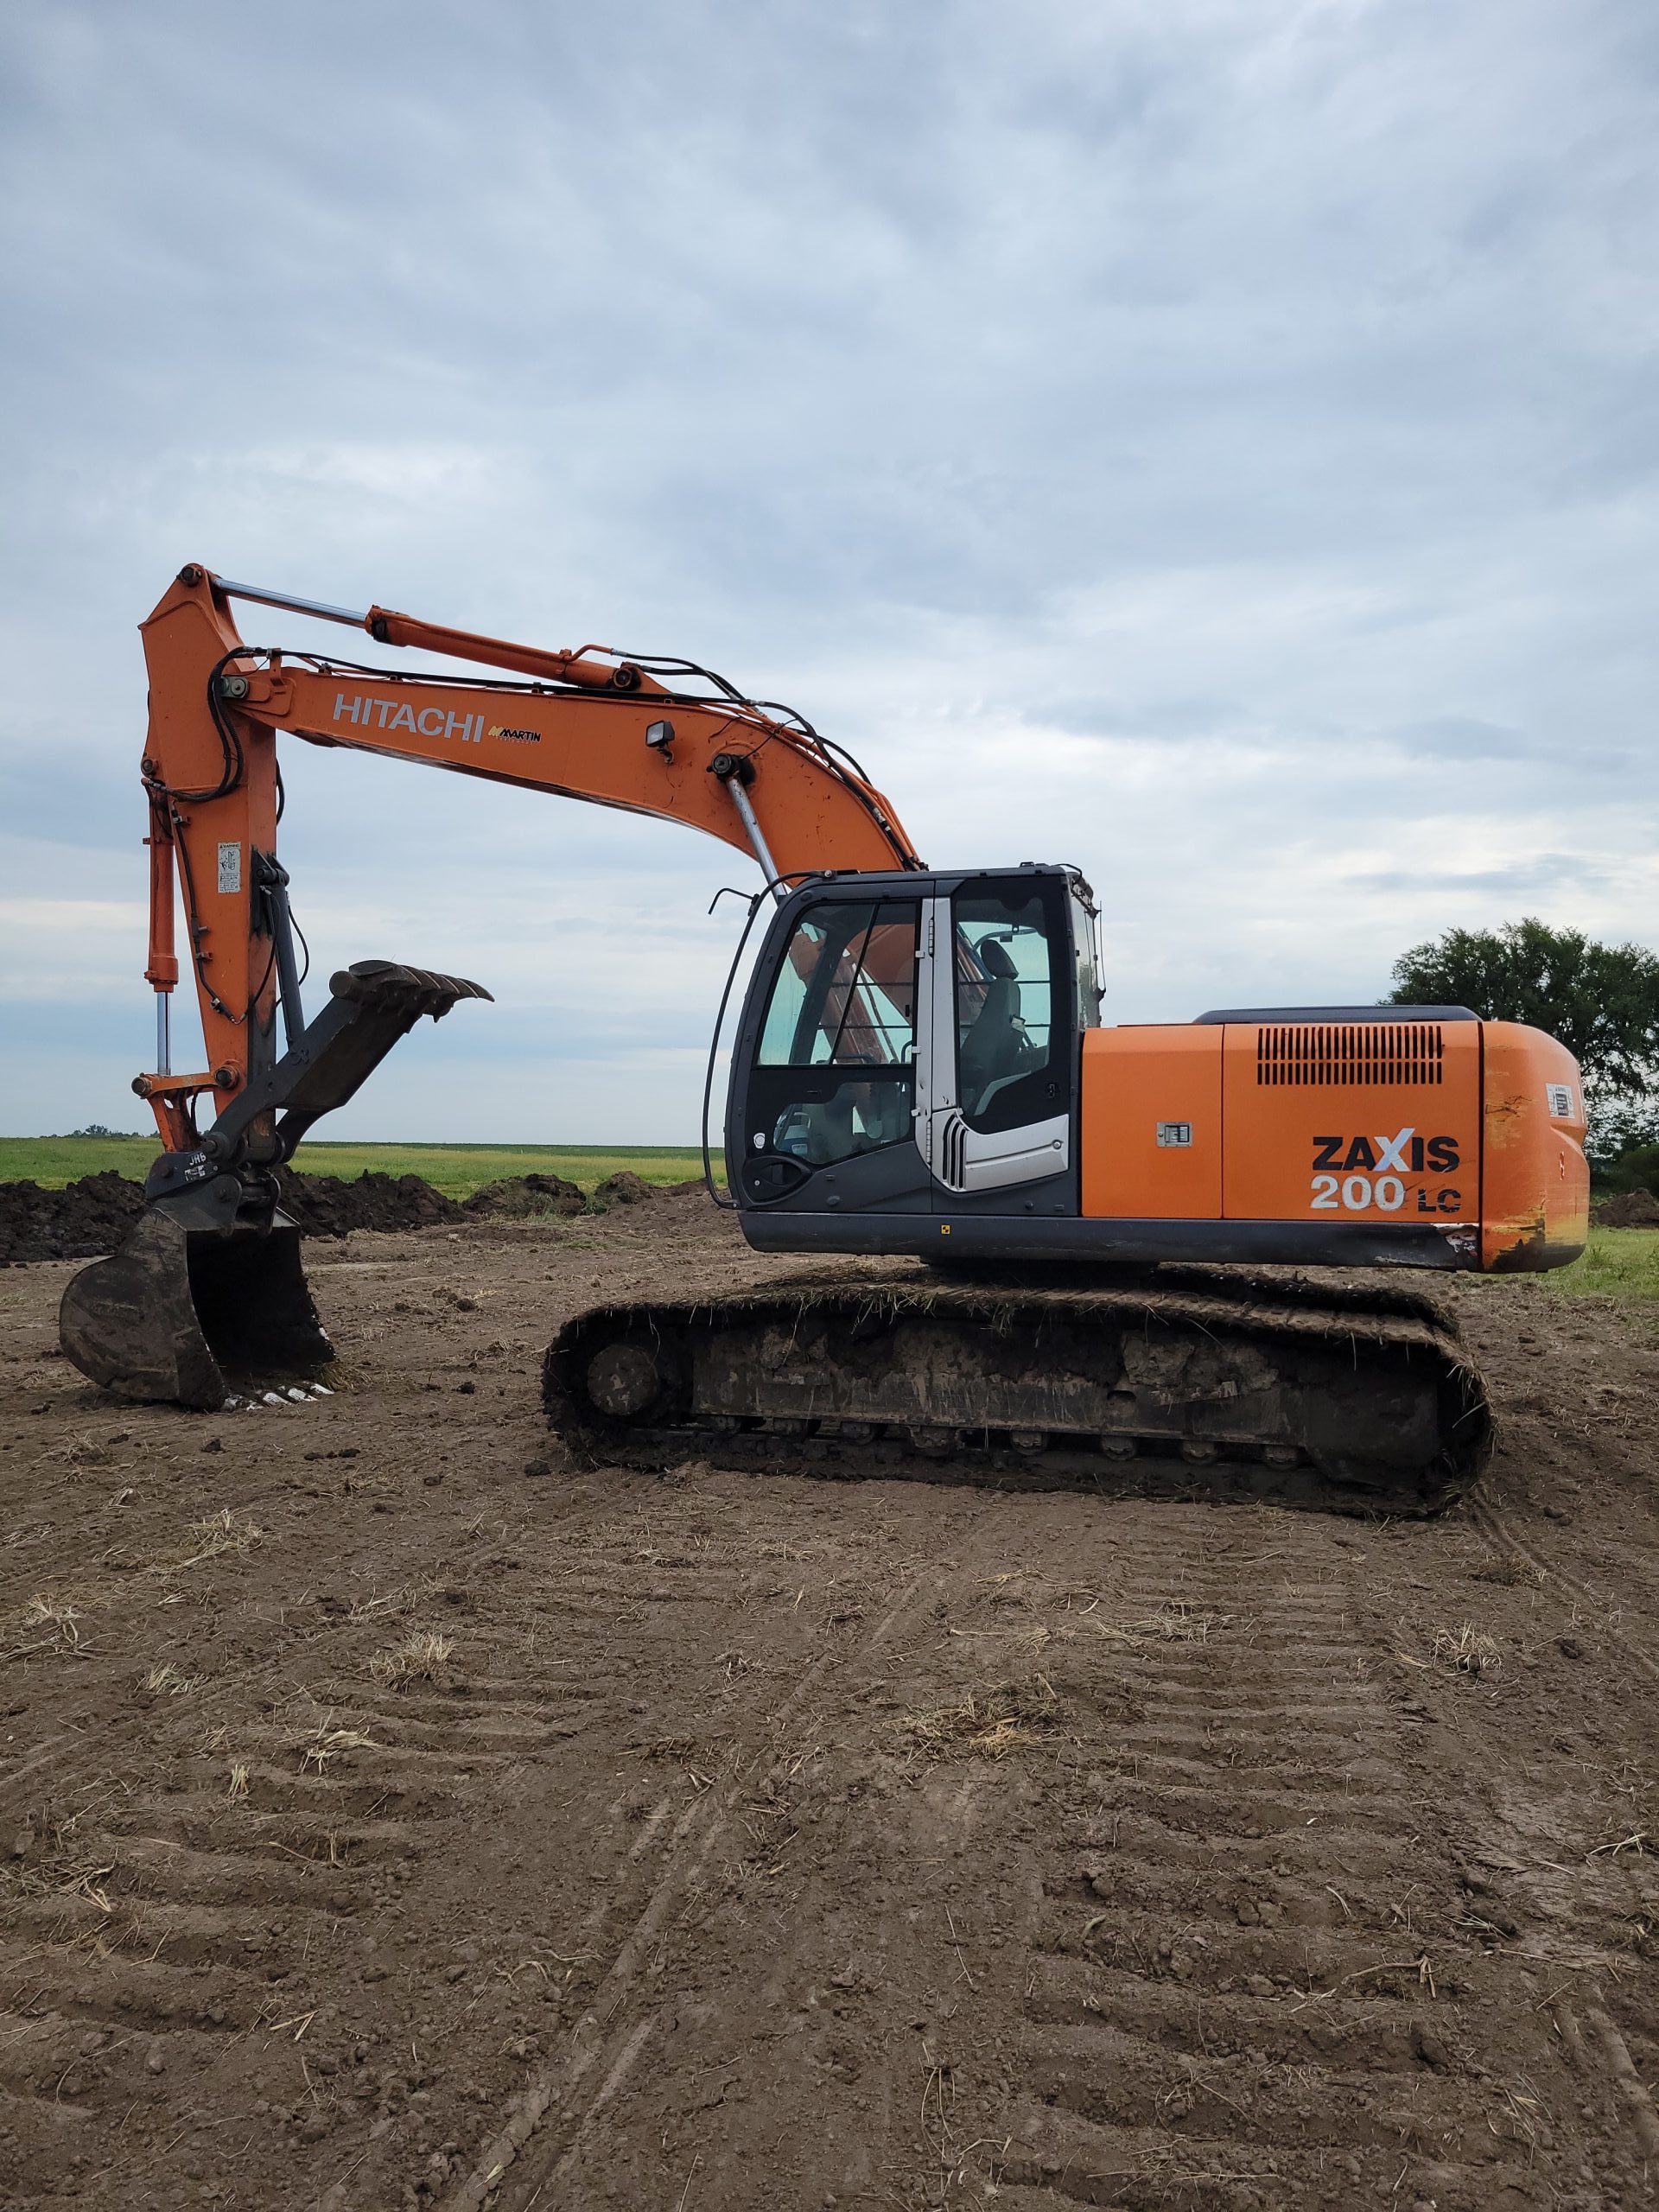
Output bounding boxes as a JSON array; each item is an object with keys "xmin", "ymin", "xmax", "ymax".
[
  {"xmin": 589, "ymin": 1171, "xmax": 658, "ymax": 1208},
  {"xmin": 1, "ymin": 1166, "xmax": 470, "ymax": 1263},
  {"xmin": 0, "ymin": 1171, "xmax": 145, "ymax": 1265},
  {"xmin": 2, "ymin": 1161, "xmax": 703, "ymax": 1264},
  {"xmin": 464, "ymin": 1173, "xmax": 586, "ymax": 1219},
  {"xmin": 1591, "ymin": 1187, "xmax": 1659, "ymax": 1228},
  {"xmin": 276, "ymin": 1170, "xmax": 467, "ymax": 1236}
]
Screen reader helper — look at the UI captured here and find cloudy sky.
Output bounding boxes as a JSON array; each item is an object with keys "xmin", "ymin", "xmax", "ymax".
[{"xmin": 2, "ymin": 0, "xmax": 1655, "ymax": 1142}]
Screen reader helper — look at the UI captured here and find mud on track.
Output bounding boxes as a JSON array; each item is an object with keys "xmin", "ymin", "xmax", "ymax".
[{"xmin": 0, "ymin": 1191, "xmax": 1656, "ymax": 2209}]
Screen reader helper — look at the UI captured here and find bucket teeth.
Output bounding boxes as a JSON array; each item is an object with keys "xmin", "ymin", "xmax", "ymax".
[{"xmin": 59, "ymin": 1210, "xmax": 333, "ymax": 1408}]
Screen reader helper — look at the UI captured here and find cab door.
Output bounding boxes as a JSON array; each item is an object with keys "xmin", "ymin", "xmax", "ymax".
[{"xmin": 914, "ymin": 877, "xmax": 1073, "ymax": 1203}]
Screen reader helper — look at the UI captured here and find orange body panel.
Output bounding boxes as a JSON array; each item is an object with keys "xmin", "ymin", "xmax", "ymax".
[
  {"xmin": 1080, "ymin": 1028, "xmax": 1222, "ymax": 1217},
  {"xmin": 1081, "ymin": 1016, "xmax": 1587, "ymax": 1271},
  {"xmin": 1480, "ymin": 1022, "xmax": 1589, "ymax": 1268},
  {"xmin": 1220, "ymin": 1020, "xmax": 1481, "ymax": 1224}
]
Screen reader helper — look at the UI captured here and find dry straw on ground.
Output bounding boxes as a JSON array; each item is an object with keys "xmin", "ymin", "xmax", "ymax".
[
  {"xmin": 369, "ymin": 1629, "xmax": 454, "ymax": 1689},
  {"xmin": 166, "ymin": 1509, "xmax": 264, "ymax": 1573},
  {"xmin": 1433, "ymin": 1624, "xmax": 1503, "ymax": 1677},
  {"xmin": 300, "ymin": 1723, "xmax": 377, "ymax": 1773},
  {"xmin": 899, "ymin": 1680, "xmax": 1060, "ymax": 1760},
  {"xmin": 18, "ymin": 1593, "xmax": 81, "ymax": 1645}
]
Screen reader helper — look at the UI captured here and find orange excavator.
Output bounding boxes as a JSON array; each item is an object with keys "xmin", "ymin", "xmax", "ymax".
[{"xmin": 60, "ymin": 567, "xmax": 1590, "ymax": 1512}]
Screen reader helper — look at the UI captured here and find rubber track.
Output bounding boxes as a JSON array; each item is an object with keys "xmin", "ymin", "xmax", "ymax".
[{"xmin": 543, "ymin": 1265, "xmax": 1492, "ymax": 1519}]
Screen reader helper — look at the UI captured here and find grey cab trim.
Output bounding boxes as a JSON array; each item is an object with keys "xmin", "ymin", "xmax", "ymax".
[
  {"xmin": 739, "ymin": 1212, "xmax": 1479, "ymax": 1270},
  {"xmin": 1192, "ymin": 1005, "xmax": 1479, "ymax": 1025}
]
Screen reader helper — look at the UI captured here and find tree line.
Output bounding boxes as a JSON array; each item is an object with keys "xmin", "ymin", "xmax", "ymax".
[{"xmin": 1386, "ymin": 918, "xmax": 1658, "ymax": 1190}]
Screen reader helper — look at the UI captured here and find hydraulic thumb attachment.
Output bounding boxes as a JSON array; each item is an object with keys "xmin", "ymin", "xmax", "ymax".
[{"xmin": 60, "ymin": 962, "xmax": 491, "ymax": 1408}]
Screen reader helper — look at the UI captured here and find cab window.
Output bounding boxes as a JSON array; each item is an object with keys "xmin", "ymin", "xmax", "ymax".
[
  {"xmin": 758, "ymin": 902, "xmax": 917, "ymax": 1067},
  {"xmin": 752, "ymin": 900, "xmax": 919, "ymax": 1168},
  {"xmin": 953, "ymin": 887, "xmax": 1068, "ymax": 1131}
]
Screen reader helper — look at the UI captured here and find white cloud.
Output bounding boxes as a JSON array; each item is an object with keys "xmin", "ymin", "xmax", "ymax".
[
  {"xmin": 0, "ymin": 896, "xmax": 148, "ymax": 1001},
  {"xmin": 0, "ymin": 0, "xmax": 1655, "ymax": 1140}
]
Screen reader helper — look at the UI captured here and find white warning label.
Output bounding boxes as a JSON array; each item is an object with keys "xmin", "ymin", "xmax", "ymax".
[{"xmin": 217, "ymin": 842, "xmax": 242, "ymax": 894}]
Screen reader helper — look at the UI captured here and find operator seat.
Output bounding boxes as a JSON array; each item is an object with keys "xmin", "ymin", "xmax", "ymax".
[{"xmin": 959, "ymin": 937, "xmax": 1025, "ymax": 1111}]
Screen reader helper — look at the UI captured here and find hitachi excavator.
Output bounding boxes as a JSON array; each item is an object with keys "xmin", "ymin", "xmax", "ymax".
[{"xmin": 60, "ymin": 566, "xmax": 1591, "ymax": 1513}]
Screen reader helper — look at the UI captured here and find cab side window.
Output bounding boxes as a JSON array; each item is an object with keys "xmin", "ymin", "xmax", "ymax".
[{"xmin": 953, "ymin": 887, "xmax": 1068, "ymax": 1131}]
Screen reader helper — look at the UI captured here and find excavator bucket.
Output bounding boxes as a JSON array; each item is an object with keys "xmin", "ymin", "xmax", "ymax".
[
  {"xmin": 59, "ymin": 1207, "xmax": 332, "ymax": 1409},
  {"xmin": 60, "ymin": 959, "xmax": 490, "ymax": 1409}
]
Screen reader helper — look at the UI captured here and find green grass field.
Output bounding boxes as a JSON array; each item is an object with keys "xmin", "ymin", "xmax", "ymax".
[
  {"xmin": 1541, "ymin": 1226, "xmax": 1659, "ymax": 1305},
  {"xmin": 0, "ymin": 1136, "xmax": 712, "ymax": 1198}
]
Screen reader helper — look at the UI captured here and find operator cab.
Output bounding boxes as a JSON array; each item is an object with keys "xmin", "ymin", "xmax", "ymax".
[{"xmin": 728, "ymin": 865, "xmax": 1099, "ymax": 1227}]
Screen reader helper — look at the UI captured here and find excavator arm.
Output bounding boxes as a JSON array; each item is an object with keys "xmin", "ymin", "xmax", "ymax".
[
  {"xmin": 137, "ymin": 565, "xmax": 919, "ymax": 1150},
  {"xmin": 60, "ymin": 565, "xmax": 920, "ymax": 1408}
]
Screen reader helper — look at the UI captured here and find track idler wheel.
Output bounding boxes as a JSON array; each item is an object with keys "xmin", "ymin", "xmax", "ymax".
[
  {"xmin": 585, "ymin": 1342, "xmax": 666, "ymax": 1420},
  {"xmin": 563, "ymin": 1322, "xmax": 688, "ymax": 1433}
]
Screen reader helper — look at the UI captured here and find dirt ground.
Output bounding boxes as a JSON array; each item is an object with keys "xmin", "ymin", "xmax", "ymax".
[{"xmin": 1, "ymin": 1193, "xmax": 1656, "ymax": 2211}]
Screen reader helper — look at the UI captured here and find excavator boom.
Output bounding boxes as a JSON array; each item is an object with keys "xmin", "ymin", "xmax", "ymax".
[{"xmin": 136, "ymin": 565, "xmax": 917, "ymax": 1143}]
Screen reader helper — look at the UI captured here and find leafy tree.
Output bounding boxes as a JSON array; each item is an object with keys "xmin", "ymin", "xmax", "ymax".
[
  {"xmin": 1602, "ymin": 1141, "xmax": 1659, "ymax": 1197},
  {"xmin": 1386, "ymin": 918, "xmax": 1659, "ymax": 1165}
]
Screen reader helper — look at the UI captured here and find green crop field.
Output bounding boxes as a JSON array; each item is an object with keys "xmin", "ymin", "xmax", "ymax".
[{"xmin": 0, "ymin": 1136, "xmax": 715, "ymax": 1198}]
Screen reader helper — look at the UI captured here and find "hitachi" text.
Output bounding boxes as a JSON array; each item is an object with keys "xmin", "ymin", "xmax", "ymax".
[{"xmin": 333, "ymin": 693, "xmax": 485, "ymax": 742}]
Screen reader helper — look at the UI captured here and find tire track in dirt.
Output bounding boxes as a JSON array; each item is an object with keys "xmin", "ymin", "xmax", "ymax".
[
  {"xmin": 433, "ymin": 1535, "xmax": 956, "ymax": 2212},
  {"xmin": 0, "ymin": 1666, "xmax": 594, "ymax": 2202},
  {"xmin": 1469, "ymin": 1495, "xmax": 1658, "ymax": 1686},
  {"xmin": 1459, "ymin": 1491, "xmax": 1659, "ymax": 2190},
  {"xmin": 0, "ymin": 1404, "xmax": 431, "ymax": 1808},
  {"xmin": 0, "ymin": 1492, "xmax": 785, "ymax": 2208},
  {"xmin": 0, "ymin": 1440, "xmax": 495, "ymax": 2208},
  {"xmin": 987, "ymin": 1518, "xmax": 1618, "ymax": 2210},
  {"xmin": 6, "ymin": 1212, "xmax": 1655, "ymax": 2209}
]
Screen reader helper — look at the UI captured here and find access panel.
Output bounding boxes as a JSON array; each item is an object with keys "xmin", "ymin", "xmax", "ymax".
[
  {"xmin": 1080, "ymin": 1027, "xmax": 1223, "ymax": 1218},
  {"xmin": 1221, "ymin": 1019, "xmax": 1482, "ymax": 1226}
]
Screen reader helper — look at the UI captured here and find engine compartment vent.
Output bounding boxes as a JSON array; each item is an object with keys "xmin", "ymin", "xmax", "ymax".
[{"xmin": 1256, "ymin": 1022, "xmax": 1445, "ymax": 1086}]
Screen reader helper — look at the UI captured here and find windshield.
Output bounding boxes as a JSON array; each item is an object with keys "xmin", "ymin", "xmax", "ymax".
[{"xmin": 758, "ymin": 900, "xmax": 918, "ymax": 1067}]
